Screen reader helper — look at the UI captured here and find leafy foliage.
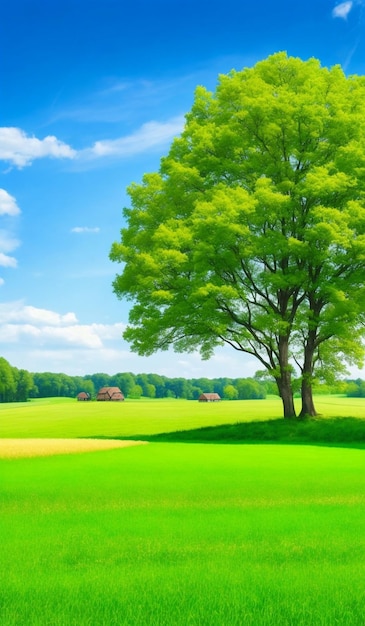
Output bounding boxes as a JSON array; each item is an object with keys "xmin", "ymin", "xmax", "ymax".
[
  {"xmin": 111, "ymin": 53, "xmax": 365, "ymax": 418},
  {"xmin": 0, "ymin": 358, "xmax": 34, "ymax": 403},
  {"xmin": 347, "ymin": 379, "xmax": 365, "ymax": 398}
]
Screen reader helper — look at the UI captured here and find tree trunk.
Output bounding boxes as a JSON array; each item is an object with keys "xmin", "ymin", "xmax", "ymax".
[
  {"xmin": 277, "ymin": 373, "xmax": 297, "ymax": 418},
  {"xmin": 300, "ymin": 329, "xmax": 319, "ymax": 417},
  {"xmin": 276, "ymin": 336, "xmax": 296, "ymax": 419},
  {"xmin": 300, "ymin": 378, "xmax": 318, "ymax": 417}
]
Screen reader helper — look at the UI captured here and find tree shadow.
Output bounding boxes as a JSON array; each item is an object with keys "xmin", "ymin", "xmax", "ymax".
[{"xmin": 87, "ymin": 416, "xmax": 365, "ymax": 450}]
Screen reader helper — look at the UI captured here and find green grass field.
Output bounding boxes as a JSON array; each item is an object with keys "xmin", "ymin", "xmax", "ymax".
[
  {"xmin": 1, "ymin": 397, "xmax": 365, "ymax": 625},
  {"xmin": 1, "ymin": 395, "xmax": 365, "ymax": 439}
]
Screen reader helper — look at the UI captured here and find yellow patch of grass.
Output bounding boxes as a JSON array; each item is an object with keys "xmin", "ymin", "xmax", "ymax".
[{"xmin": 0, "ymin": 438, "xmax": 148, "ymax": 459}]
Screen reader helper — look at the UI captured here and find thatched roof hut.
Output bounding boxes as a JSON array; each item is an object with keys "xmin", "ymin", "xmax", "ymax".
[
  {"xmin": 77, "ymin": 391, "xmax": 91, "ymax": 401},
  {"xmin": 96, "ymin": 386, "xmax": 124, "ymax": 401},
  {"xmin": 198, "ymin": 393, "xmax": 221, "ymax": 402}
]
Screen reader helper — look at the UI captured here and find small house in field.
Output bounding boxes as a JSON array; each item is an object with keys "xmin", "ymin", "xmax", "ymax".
[
  {"xmin": 77, "ymin": 392, "xmax": 91, "ymax": 401},
  {"xmin": 96, "ymin": 386, "xmax": 124, "ymax": 401},
  {"xmin": 198, "ymin": 393, "xmax": 221, "ymax": 402}
]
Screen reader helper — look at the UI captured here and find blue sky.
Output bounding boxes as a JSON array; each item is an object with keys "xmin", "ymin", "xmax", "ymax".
[{"xmin": 1, "ymin": 0, "xmax": 364, "ymax": 378}]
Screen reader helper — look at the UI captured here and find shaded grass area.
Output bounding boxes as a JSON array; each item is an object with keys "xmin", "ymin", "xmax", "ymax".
[
  {"xmin": 2, "ymin": 443, "xmax": 365, "ymax": 625},
  {"xmin": 120, "ymin": 416, "xmax": 365, "ymax": 447}
]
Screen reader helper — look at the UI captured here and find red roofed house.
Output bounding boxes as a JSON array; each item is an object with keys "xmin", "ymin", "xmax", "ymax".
[
  {"xmin": 198, "ymin": 393, "xmax": 221, "ymax": 402},
  {"xmin": 96, "ymin": 386, "xmax": 124, "ymax": 401}
]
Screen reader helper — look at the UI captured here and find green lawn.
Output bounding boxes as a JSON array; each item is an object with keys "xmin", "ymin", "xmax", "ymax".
[
  {"xmin": 2, "ymin": 443, "xmax": 365, "ymax": 625},
  {"xmin": 2, "ymin": 396, "xmax": 365, "ymax": 625},
  {"xmin": 0, "ymin": 395, "xmax": 364, "ymax": 439}
]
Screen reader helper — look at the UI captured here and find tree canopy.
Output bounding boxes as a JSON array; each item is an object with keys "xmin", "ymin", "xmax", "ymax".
[
  {"xmin": 0, "ymin": 358, "xmax": 34, "ymax": 402},
  {"xmin": 110, "ymin": 53, "xmax": 365, "ymax": 418}
]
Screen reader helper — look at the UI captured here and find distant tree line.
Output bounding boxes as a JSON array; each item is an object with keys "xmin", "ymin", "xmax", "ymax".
[
  {"xmin": 0, "ymin": 357, "xmax": 34, "ymax": 403},
  {"xmin": 0, "ymin": 356, "xmax": 364, "ymax": 403},
  {"xmin": 346, "ymin": 379, "xmax": 365, "ymax": 398},
  {"xmin": 30, "ymin": 371, "xmax": 269, "ymax": 401}
]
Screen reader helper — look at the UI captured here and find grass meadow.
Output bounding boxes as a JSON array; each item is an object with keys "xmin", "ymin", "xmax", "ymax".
[
  {"xmin": 1, "ymin": 396, "xmax": 365, "ymax": 625},
  {"xmin": 1, "ymin": 394, "xmax": 365, "ymax": 439}
]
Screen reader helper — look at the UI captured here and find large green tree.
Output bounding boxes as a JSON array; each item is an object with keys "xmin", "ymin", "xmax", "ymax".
[{"xmin": 110, "ymin": 53, "xmax": 365, "ymax": 418}]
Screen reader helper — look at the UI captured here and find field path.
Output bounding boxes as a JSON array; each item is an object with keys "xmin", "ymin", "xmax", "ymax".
[{"xmin": 0, "ymin": 438, "xmax": 148, "ymax": 459}]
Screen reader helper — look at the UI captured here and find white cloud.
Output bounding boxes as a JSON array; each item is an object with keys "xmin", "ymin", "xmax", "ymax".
[
  {"xmin": 0, "ymin": 127, "xmax": 76, "ymax": 168},
  {"xmin": 332, "ymin": 1, "xmax": 353, "ymax": 18},
  {"xmin": 0, "ymin": 117, "xmax": 184, "ymax": 170},
  {"xmin": 0, "ymin": 230, "xmax": 20, "ymax": 254},
  {"xmin": 0, "ymin": 277, "xmax": 4, "ymax": 286},
  {"xmin": 0, "ymin": 189, "xmax": 21, "ymax": 215},
  {"xmin": 71, "ymin": 226, "xmax": 101, "ymax": 233},
  {"xmin": 79, "ymin": 116, "xmax": 185, "ymax": 161},
  {"xmin": 0, "ymin": 252, "xmax": 17, "ymax": 268},
  {"xmin": 0, "ymin": 302, "xmax": 125, "ymax": 352},
  {"xmin": 89, "ymin": 322, "xmax": 126, "ymax": 340},
  {"xmin": 0, "ymin": 303, "xmax": 362, "ymax": 378},
  {"xmin": 42, "ymin": 325, "xmax": 103, "ymax": 348},
  {"xmin": 0, "ymin": 191, "xmax": 20, "ymax": 270},
  {"xmin": 1, "ymin": 323, "xmax": 117, "ymax": 349},
  {"xmin": 0, "ymin": 321, "xmax": 125, "ymax": 349},
  {"xmin": 0, "ymin": 230, "xmax": 20, "ymax": 271},
  {"xmin": 0, "ymin": 300, "xmax": 265, "ymax": 376},
  {"xmin": 0, "ymin": 323, "xmax": 42, "ymax": 342},
  {"xmin": 0, "ymin": 302, "xmax": 77, "ymax": 326}
]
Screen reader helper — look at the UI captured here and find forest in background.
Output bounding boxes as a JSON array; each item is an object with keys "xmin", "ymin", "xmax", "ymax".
[{"xmin": 1, "ymin": 356, "xmax": 365, "ymax": 403}]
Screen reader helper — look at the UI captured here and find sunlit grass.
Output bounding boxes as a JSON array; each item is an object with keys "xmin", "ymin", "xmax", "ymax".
[
  {"xmin": 0, "ymin": 395, "xmax": 364, "ymax": 439},
  {"xmin": 2, "ymin": 396, "xmax": 365, "ymax": 624},
  {"xmin": 0, "ymin": 438, "xmax": 147, "ymax": 458},
  {"xmin": 2, "ymin": 443, "xmax": 365, "ymax": 625}
]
